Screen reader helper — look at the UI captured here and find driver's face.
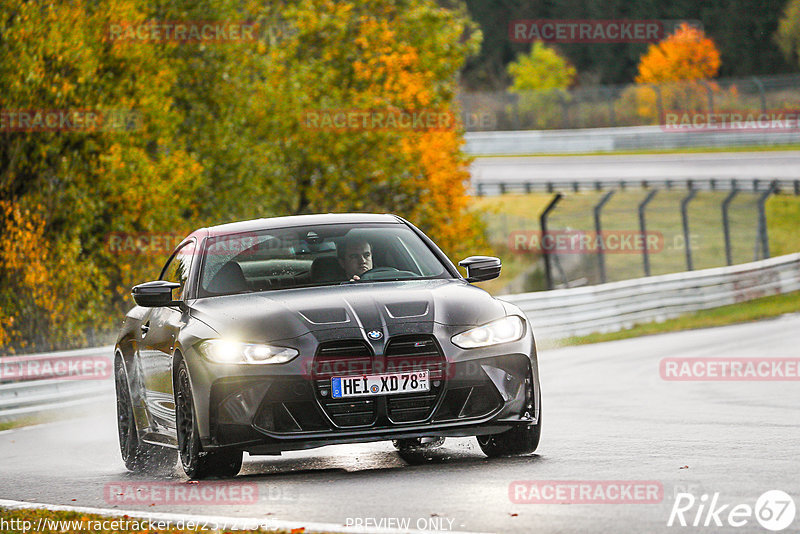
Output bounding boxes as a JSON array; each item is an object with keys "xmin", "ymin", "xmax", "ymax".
[{"xmin": 340, "ymin": 241, "xmax": 372, "ymax": 279}]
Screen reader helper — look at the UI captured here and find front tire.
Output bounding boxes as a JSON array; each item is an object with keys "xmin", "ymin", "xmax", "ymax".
[
  {"xmin": 477, "ymin": 370, "xmax": 541, "ymax": 457},
  {"xmin": 175, "ymin": 360, "xmax": 242, "ymax": 479},
  {"xmin": 477, "ymin": 415, "xmax": 541, "ymax": 457},
  {"xmin": 115, "ymin": 359, "xmax": 176, "ymax": 473},
  {"xmin": 393, "ymin": 437, "xmax": 445, "ymax": 451}
]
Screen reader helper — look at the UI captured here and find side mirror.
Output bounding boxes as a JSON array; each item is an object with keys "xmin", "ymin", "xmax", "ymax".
[
  {"xmin": 458, "ymin": 256, "xmax": 501, "ymax": 283},
  {"xmin": 132, "ymin": 280, "xmax": 181, "ymax": 307}
]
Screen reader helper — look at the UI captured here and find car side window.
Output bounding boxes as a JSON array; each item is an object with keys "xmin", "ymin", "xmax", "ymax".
[{"xmin": 160, "ymin": 241, "xmax": 195, "ymax": 299}]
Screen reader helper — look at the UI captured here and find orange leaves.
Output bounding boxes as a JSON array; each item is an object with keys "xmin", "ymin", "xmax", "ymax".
[
  {"xmin": 401, "ymin": 129, "xmax": 484, "ymax": 259},
  {"xmin": 352, "ymin": 17, "xmax": 432, "ymax": 108},
  {"xmin": 636, "ymin": 23, "xmax": 721, "ymax": 85},
  {"xmin": 626, "ymin": 24, "xmax": 723, "ymax": 120}
]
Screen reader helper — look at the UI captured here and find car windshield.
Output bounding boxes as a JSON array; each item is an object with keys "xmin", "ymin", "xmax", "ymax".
[{"xmin": 197, "ymin": 223, "xmax": 452, "ymax": 297}]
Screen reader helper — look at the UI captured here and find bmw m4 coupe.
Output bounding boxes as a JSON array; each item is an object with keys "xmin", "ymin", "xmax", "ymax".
[{"xmin": 114, "ymin": 213, "xmax": 541, "ymax": 478}]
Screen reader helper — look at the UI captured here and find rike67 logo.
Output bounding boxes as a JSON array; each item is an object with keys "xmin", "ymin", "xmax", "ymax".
[{"xmin": 668, "ymin": 490, "xmax": 796, "ymax": 531}]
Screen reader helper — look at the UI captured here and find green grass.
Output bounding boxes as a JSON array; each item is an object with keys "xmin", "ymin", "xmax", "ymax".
[
  {"xmin": 0, "ymin": 404, "xmax": 102, "ymax": 431},
  {"xmin": 473, "ymin": 192, "xmax": 800, "ymax": 294},
  {"xmin": 540, "ymin": 290, "xmax": 800, "ymax": 348},
  {"xmin": 473, "ymin": 144, "xmax": 800, "ymax": 158},
  {"xmin": 0, "ymin": 414, "xmax": 60, "ymax": 432}
]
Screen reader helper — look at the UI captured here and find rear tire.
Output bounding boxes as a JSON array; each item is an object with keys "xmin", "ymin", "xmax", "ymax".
[
  {"xmin": 176, "ymin": 360, "xmax": 242, "ymax": 479},
  {"xmin": 115, "ymin": 359, "xmax": 176, "ymax": 473}
]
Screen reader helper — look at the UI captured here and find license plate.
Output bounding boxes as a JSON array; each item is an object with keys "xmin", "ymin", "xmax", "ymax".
[{"xmin": 331, "ymin": 371, "xmax": 429, "ymax": 399}]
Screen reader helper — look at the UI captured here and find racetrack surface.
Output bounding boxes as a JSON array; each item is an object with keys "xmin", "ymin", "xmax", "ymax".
[
  {"xmin": 1, "ymin": 315, "xmax": 798, "ymax": 533},
  {"xmin": 470, "ymin": 151, "xmax": 800, "ymax": 185}
]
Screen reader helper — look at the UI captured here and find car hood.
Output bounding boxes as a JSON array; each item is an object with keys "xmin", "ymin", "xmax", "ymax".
[{"xmin": 188, "ymin": 279, "xmax": 506, "ymax": 342}]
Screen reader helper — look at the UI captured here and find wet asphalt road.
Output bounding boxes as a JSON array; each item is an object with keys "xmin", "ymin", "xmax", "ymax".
[{"xmin": 1, "ymin": 315, "xmax": 798, "ymax": 533}]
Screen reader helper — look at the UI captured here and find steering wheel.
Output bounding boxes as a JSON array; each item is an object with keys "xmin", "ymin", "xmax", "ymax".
[{"xmin": 359, "ymin": 266, "xmax": 418, "ymax": 280}]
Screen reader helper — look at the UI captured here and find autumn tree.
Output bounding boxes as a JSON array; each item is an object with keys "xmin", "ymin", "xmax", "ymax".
[
  {"xmin": 626, "ymin": 23, "xmax": 722, "ymax": 120},
  {"xmin": 507, "ymin": 42, "xmax": 576, "ymax": 129},
  {"xmin": 0, "ymin": 0, "xmax": 487, "ymax": 351},
  {"xmin": 0, "ymin": 0, "xmax": 201, "ymax": 351},
  {"xmin": 777, "ymin": 0, "xmax": 800, "ymax": 68},
  {"xmin": 251, "ymin": 0, "xmax": 485, "ymax": 258}
]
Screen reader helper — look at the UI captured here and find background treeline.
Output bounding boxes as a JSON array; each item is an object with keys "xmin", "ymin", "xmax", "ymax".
[
  {"xmin": 0, "ymin": 0, "xmax": 485, "ymax": 352},
  {"xmin": 4, "ymin": 0, "xmax": 800, "ymax": 353},
  {"xmin": 456, "ymin": 0, "xmax": 799, "ymax": 89}
]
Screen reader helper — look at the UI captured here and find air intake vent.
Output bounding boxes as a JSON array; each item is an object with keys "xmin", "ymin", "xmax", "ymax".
[
  {"xmin": 312, "ymin": 340, "xmax": 376, "ymax": 427},
  {"xmin": 385, "ymin": 335, "xmax": 446, "ymax": 423}
]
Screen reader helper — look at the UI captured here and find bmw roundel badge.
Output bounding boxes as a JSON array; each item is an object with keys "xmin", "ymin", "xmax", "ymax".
[{"xmin": 367, "ymin": 330, "xmax": 383, "ymax": 340}]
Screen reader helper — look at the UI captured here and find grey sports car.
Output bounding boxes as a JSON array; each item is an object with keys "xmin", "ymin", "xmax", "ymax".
[{"xmin": 114, "ymin": 213, "xmax": 541, "ymax": 478}]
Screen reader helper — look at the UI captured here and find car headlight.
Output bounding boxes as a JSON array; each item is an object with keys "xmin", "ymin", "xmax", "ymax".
[
  {"xmin": 451, "ymin": 316, "xmax": 525, "ymax": 349},
  {"xmin": 197, "ymin": 339, "xmax": 298, "ymax": 364}
]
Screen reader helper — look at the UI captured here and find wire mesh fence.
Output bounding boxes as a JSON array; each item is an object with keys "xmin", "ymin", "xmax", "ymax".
[
  {"xmin": 482, "ymin": 189, "xmax": 779, "ymax": 292},
  {"xmin": 459, "ymin": 74, "xmax": 800, "ymax": 131}
]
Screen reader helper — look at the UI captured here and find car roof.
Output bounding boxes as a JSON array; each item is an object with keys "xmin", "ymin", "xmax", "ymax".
[{"xmin": 192, "ymin": 213, "xmax": 405, "ymax": 238}]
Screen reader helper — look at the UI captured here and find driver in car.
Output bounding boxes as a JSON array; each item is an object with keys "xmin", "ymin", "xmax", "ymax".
[{"xmin": 338, "ymin": 238, "xmax": 373, "ymax": 281}]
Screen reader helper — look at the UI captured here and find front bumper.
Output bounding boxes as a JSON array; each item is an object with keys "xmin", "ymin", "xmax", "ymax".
[{"xmin": 185, "ymin": 323, "xmax": 540, "ymax": 454}]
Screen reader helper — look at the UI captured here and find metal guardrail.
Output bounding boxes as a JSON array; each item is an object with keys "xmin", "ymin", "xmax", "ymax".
[
  {"xmin": 2, "ymin": 253, "xmax": 799, "ymax": 420},
  {"xmin": 464, "ymin": 126, "xmax": 800, "ymax": 155},
  {"xmin": 474, "ymin": 178, "xmax": 800, "ymax": 196},
  {"xmin": 501, "ymin": 252, "xmax": 800, "ymax": 339},
  {"xmin": 0, "ymin": 346, "xmax": 114, "ymax": 422}
]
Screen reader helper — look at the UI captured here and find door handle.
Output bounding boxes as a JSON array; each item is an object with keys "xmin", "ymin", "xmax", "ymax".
[{"xmin": 140, "ymin": 323, "xmax": 150, "ymax": 335}]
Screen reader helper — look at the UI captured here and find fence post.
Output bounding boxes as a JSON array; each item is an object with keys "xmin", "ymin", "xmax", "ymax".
[
  {"xmin": 509, "ymin": 92, "xmax": 521, "ymax": 130},
  {"xmin": 752, "ymin": 76, "xmax": 767, "ymax": 113},
  {"xmin": 681, "ymin": 186, "xmax": 698, "ymax": 271},
  {"xmin": 638, "ymin": 189, "xmax": 659, "ymax": 277},
  {"xmin": 607, "ymin": 86, "xmax": 617, "ymax": 127},
  {"xmin": 699, "ymin": 80, "xmax": 714, "ymax": 113},
  {"xmin": 756, "ymin": 181, "xmax": 778, "ymax": 260},
  {"xmin": 721, "ymin": 186, "xmax": 739, "ymax": 266},
  {"xmin": 594, "ymin": 190, "xmax": 616, "ymax": 284},
  {"xmin": 558, "ymin": 91, "xmax": 570, "ymax": 129},
  {"xmin": 649, "ymin": 84, "xmax": 664, "ymax": 122},
  {"xmin": 540, "ymin": 193, "xmax": 563, "ymax": 290}
]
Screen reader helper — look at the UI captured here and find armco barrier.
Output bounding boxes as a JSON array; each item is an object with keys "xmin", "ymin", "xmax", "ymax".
[
  {"xmin": 473, "ymin": 177, "xmax": 800, "ymax": 196},
  {"xmin": 0, "ymin": 345, "xmax": 114, "ymax": 422},
  {"xmin": 500, "ymin": 253, "xmax": 800, "ymax": 339},
  {"xmin": 1, "ymin": 253, "xmax": 799, "ymax": 420},
  {"xmin": 464, "ymin": 126, "xmax": 800, "ymax": 156}
]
